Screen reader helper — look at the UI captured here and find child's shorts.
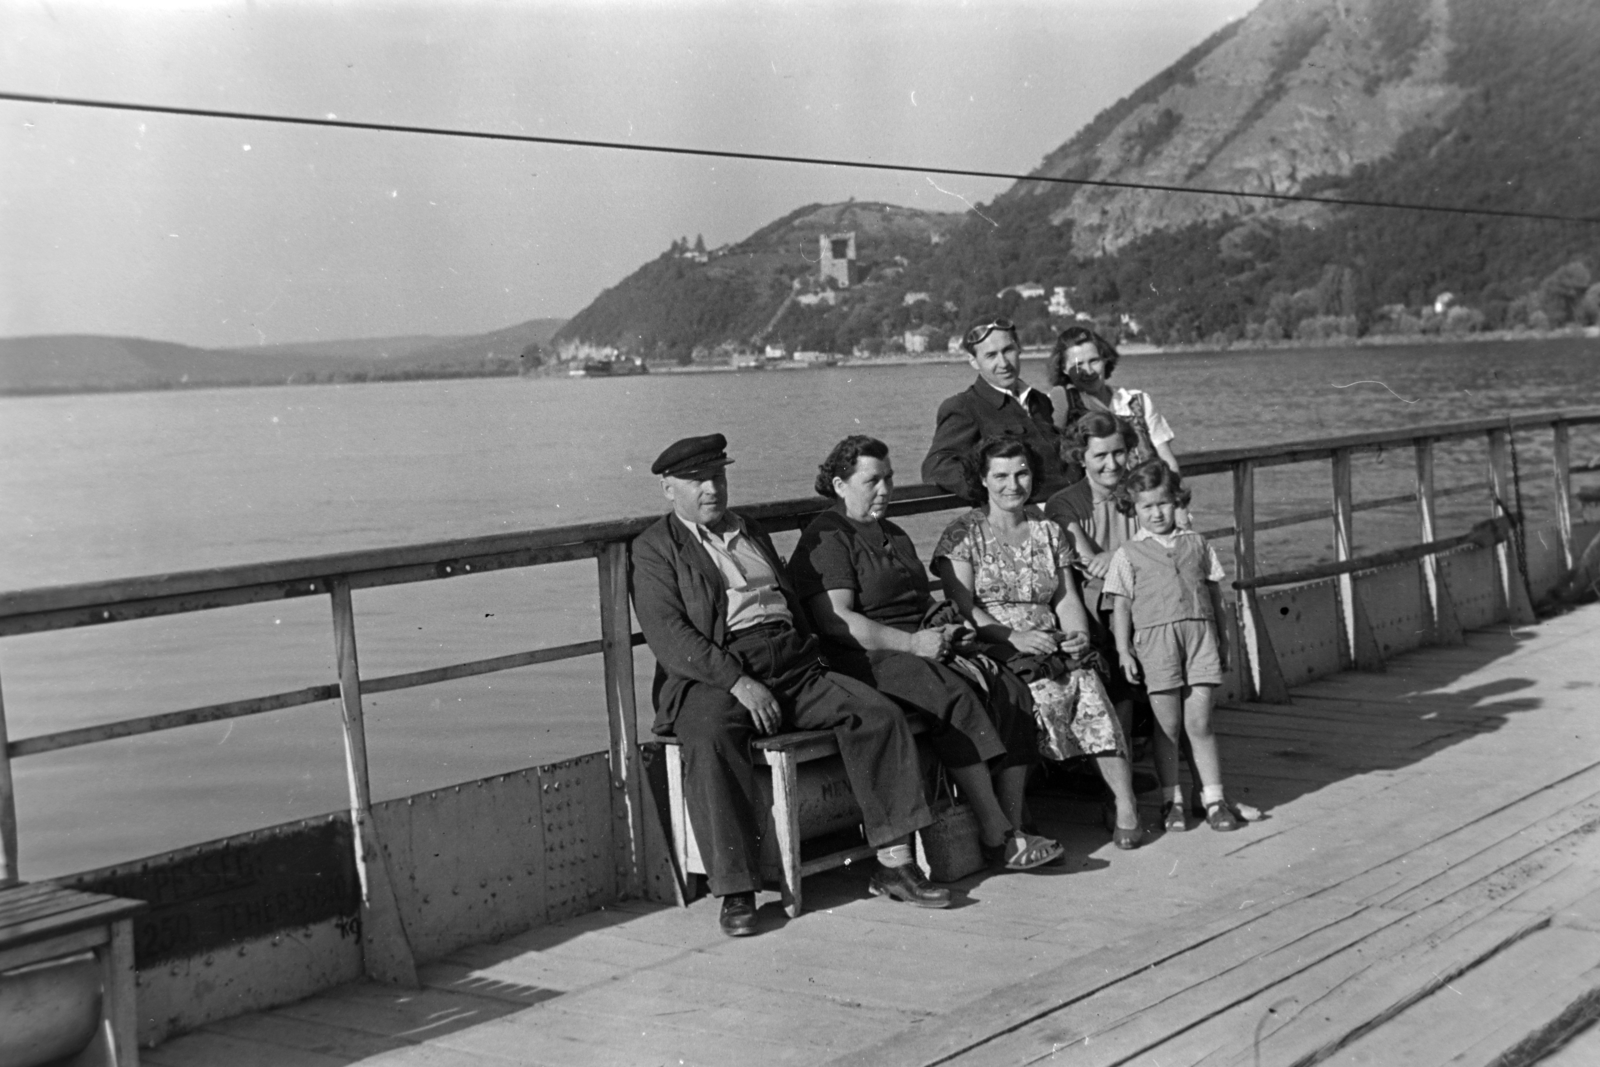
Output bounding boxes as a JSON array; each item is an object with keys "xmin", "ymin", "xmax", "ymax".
[{"xmin": 1133, "ymin": 618, "xmax": 1223, "ymax": 693}]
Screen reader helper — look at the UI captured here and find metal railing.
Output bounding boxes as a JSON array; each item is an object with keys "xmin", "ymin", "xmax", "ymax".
[{"xmin": 1, "ymin": 406, "xmax": 1596, "ymax": 963}]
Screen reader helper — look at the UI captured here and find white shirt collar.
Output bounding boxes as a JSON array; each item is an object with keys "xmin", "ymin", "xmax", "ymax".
[
  {"xmin": 1133, "ymin": 526, "xmax": 1187, "ymax": 546},
  {"xmin": 676, "ymin": 511, "xmax": 743, "ymax": 542},
  {"xmin": 980, "ymin": 376, "xmax": 1034, "ymax": 406}
]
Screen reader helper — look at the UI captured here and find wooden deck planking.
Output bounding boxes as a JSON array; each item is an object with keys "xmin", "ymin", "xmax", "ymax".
[
  {"xmin": 141, "ymin": 605, "xmax": 1600, "ymax": 1066},
  {"xmin": 1134, "ymin": 904, "xmax": 1544, "ymax": 1067},
  {"xmin": 1321, "ymin": 928, "xmax": 1600, "ymax": 1066},
  {"xmin": 945, "ymin": 902, "xmax": 1402, "ymax": 1066}
]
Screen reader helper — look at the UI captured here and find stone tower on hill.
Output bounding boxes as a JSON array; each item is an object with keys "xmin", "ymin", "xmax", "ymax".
[{"xmin": 819, "ymin": 232, "xmax": 857, "ymax": 288}]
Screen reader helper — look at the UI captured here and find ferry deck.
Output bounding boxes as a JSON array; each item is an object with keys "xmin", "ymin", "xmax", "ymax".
[{"xmin": 138, "ymin": 602, "xmax": 1600, "ymax": 1066}]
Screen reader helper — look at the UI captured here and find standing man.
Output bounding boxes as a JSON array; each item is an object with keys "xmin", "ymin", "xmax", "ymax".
[
  {"xmin": 922, "ymin": 316, "xmax": 1076, "ymax": 503},
  {"xmin": 631, "ymin": 433, "xmax": 946, "ymax": 938}
]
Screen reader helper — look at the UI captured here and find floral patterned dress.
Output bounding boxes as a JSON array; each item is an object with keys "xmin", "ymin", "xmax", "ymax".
[{"xmin": 932, "ymin": 507, "xmax": 1128, "ymax": 761}]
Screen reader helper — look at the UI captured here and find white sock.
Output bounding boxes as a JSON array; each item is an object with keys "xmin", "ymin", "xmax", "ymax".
[
  {"xmin": 1165, "ymin": 786, "xmax": 1183, "ymax": 806},
  {"xmin": 877, "ymin": 844, "xmax": 913, "ymax": 868},
  {"xmin": 1201, "ymin": 784, "xmax": 1226, "ymax": 807}
]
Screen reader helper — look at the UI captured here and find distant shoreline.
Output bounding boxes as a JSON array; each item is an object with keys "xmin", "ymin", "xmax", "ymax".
[{"xmin": 4, "ymin": 326, "xmax": 1594, "ymax": 398}]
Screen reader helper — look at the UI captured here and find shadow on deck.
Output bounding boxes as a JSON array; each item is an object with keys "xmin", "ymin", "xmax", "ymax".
[{"xmin": 145, "ymin": 604, "xmax": 1600, "ymax": 1067}]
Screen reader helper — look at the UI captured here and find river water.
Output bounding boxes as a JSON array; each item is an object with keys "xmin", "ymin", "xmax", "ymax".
[{"xmin": 3, "ymin": 338, "xmax": 1597, "ymax": 875}]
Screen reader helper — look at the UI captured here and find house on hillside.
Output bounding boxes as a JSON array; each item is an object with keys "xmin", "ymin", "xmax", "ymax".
[
  {"xmin": 1048, "ymin": 287, "xmax": 1076, "ymax": 318},
  {"xmin": 903, "ymin": 291, "xmax": 931, "ymax": 307},
  {"xmin": 998, "ymin": 282, "xmax": 1046, "ymax": 300},
  {"xmin": 902, "ymin": 327, "xmax": 933, "ymax": 354}
]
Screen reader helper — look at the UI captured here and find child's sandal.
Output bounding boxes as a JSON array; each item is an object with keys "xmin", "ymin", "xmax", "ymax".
[
  {"xmin": 1205, "ymin": 800, "xmax": 1242, "ymax": 832},
  {"xmin": 1161, "ymin": 801, "xmax": 1187, "ymax": 833}
]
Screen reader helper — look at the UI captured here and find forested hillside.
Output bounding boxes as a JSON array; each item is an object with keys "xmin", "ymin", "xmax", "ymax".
[
  {"xmin": 560, "ymin": 0, "xmax": 1600, "ymax": 354},
  {"xmin": 554, "ymin": 202, "xmax": 959, "ymax": 361}
]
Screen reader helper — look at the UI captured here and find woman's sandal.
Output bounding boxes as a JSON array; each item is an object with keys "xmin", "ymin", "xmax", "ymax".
[
  {"xmin": 1205, "ymin": 800, "xmax": 1242, "ymax": 832},
  {"xmin": 1161, "ymin": 801, "xmax": 1187, "ymax": 833},
  {"xmin": 984, "ymin": 831, "xmax": 1064, "ymax": 871},
  {"xmin": 1102, "ymin": 801, "xmax": 1144, "ymax": 850}
]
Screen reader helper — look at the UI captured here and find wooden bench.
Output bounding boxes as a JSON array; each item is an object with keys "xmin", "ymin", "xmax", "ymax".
[
  {"xmin": 660, "ymin": 720, "xmax": 929, "ymax": 918},
  {"xmin": 0, "ymin": 883, "xmax": 145, "ymax": 1067}
]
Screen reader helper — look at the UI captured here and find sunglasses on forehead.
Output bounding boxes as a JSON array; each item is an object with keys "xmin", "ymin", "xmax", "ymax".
[{"xmin": 963, "ymin": 317, "xmax": 1017, "ymax": 348}]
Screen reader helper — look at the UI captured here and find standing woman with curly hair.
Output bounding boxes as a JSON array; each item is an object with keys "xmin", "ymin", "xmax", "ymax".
[{"xmin": 1046, "ymin": 324, "xmax": 1180, "ymax": 473}]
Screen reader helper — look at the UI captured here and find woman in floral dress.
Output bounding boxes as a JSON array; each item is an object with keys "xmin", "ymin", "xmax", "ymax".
[{"xmin": 932, "ymin": 435, "xmax": 1143, "ymax": 849}]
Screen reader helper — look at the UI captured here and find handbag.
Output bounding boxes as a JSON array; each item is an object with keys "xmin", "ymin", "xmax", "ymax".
[
  {"xmin": 1031, "ymin": 665, "xmax": 1119, "ymax": 762},
  {"xmin": 917, "ymin": 765, "xmax": 987, "ymax": 882}
]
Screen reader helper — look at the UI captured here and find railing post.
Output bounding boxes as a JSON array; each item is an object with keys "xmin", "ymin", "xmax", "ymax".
[
  {"xmin": 0, "ymin": 671, "xmax": 18, "ymax": 887},
  {"xmin": 1415, "ymin": 438, "xmax": 1441, "ymax": 631},
  {"xmin": 1487, "ymin": 429, "xmax": 1537, "ymax": 624},
  {"xmin": 597, "ymin": 541, "xmax": 645, "ymax": 900},
  {"xmin": 1331, "ymin": 448, "xmax": 1357, "ymax": 663},
  {"xmin": 1553, "ymin": 420, "xmax": 1575, "ymax": 575},
  {"xmin": 1232, "ymin": 459, "xmax": 1256, "ymax": 699},
  {"xmin": 1231, "ymin": 460, "xmax": 1287, "ymax": 703},
  {"xmin": 329, "ymin": 578, "xmax": 419, "ymax": 987}
]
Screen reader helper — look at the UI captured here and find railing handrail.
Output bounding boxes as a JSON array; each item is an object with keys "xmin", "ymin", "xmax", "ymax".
[
  {"xmin": 1179, "ymin": 406, "xmax": 1600, "ymax": 474},
  {"xmin": 5, "ymin": 406, "xmax": 1599, "ymax": 629},
  {"xmin": 0, "ymin": 405, "xmax": 1594, "ymax": 917}
]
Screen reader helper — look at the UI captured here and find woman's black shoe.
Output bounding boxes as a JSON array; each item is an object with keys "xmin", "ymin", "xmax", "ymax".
[
  {"xmin": 867, "ymin": 862, "xmax": 952, "ymax": 908},
  {"xmin": 719, "ymin": 892, "xmax": 759, "ymax": 936}
]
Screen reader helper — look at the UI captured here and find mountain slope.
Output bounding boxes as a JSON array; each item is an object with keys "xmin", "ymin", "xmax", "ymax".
[
  {"xmin": 906, "ymin": 0, "xmax": 1600, "ymax": 343},
  {"xmin": 560, "ymin": 0, "xmax": 1600, "ymax": 351}
]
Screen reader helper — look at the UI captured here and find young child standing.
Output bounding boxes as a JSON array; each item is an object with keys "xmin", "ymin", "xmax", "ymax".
[{"xmin": 1103, "ymin": 460, "xmax": 1240, "ymax": 832}]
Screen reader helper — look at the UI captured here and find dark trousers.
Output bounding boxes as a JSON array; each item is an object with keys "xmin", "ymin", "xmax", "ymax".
[
  {"xmin": 674, "ymin": 623, "xmax": 932, "ymax": 897},
  {"xmin": 831, "ymin": 647, "xmax": 1038, "ymax": 770}
]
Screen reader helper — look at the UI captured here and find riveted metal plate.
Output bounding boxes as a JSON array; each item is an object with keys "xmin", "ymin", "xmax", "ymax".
[
  {"xmin": 1260, "ymin": 579, "xmax": 1342, "ymax": 685},
  {"xmin": 372, "ymin": 768, "xmax": 547, "ymax": 963},
  {"xmin": 538, "ymin": 752, "xmax": 616, "ymax": 922},
  {"xmin": 1441, "ymin": 546, "xmax": 1501, "ymax": 630},
  {"xmin": 1356, "ymin": 562, "xmax": 1428, "ymax": 658}
]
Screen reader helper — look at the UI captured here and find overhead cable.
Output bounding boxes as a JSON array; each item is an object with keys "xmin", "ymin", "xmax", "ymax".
[{"xmin": 4, "ymin": 89, "xmax": 1598, "ymax": 227}]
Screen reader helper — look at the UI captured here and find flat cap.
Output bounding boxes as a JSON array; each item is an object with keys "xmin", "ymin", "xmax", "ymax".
[{"xmin": 651, "ymin": 433, "xmax": 734, "ymax": 478}]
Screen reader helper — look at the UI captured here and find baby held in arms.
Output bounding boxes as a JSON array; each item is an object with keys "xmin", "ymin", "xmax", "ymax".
[{"xmin": 1104, "ymin": 460, "xmax": 1248, "ymax": 833}]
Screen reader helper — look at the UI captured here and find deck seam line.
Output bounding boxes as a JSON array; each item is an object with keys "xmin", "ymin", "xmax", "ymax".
[{"xmin": 1280, "ymin": 914, "xmax": 1552, "ymax": 1067}]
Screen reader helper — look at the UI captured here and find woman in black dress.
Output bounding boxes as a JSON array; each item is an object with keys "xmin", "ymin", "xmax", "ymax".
[{"xmin": 790, "ymin": 435, "xmax": 1064, "ymax": 870}]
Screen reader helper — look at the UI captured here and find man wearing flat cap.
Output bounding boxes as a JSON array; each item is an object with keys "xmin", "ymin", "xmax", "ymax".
[{"xmin": 631, "ymin": 433, "xmax": 943, "ymax": 936}]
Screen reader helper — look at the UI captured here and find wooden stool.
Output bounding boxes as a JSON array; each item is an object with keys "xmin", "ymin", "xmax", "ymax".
[
  {"xmin": 0, "ymin": 883, "xmax": 145, "ymax": 1067},
  {"xmin": 660, "ymin": 721, "xmax": 928, "ymax": 917}
]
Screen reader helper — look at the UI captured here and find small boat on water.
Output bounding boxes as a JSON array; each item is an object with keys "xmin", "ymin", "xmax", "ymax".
[
  {"xmin": 1, "ymin": 409, "xmax": 1597, "ymax": 1065},
  {"xmin": 568, "ymin": 355, "xmax": 648, "ymax": 378}
]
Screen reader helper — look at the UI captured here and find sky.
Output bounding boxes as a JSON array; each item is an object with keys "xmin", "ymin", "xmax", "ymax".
[{"xmin": 1, "ymin": 0, "xmax": 1260, "ymax": 349}]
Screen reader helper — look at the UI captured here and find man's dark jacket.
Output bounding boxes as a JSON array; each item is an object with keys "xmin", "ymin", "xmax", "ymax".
[
  {"xmin": 921, "ymin": 377, "xmax": 1071, "ymax": 503},
  {"xmin": 629, "ymin": 511, "xmax": 810, "ymax": 732}
]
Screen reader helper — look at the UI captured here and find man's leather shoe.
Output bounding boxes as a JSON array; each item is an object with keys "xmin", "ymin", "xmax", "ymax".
[
  {"xmin": 719, "ymin": 892, "xmax": 759, "ymax": 937},
  {"xmin": 867, "ymin": 862, "xmax": 951, "ymax": 908}
]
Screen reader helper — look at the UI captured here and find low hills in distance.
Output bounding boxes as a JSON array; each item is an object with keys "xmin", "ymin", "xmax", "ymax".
[
  {"xmin": 0, "ymin": 319, "xmax": 565, "ymax": 396},
  {"xmin": 558, "ymin": 0, "xmax": 1600, "ymax": 358}
]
